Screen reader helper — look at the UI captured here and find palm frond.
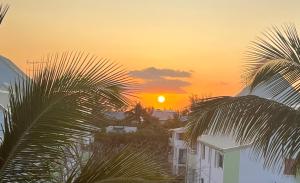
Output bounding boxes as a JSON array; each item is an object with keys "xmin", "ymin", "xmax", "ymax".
[
  {"xmin": 95, "ymin": 177, "xmax": 169, "ymax": 183},
  {"xmin": 247, "ymin": 59, "xmax": 300, "ymax": 106},
  {"xmin": 0, "ymin": 4, "xmax": 8, "ymax": 24},
  {"xmin": 0, "ymin": 52, "xmax": 133, "ymax": 182},
  {"xmin": 70, "ymin": 147, "xmax": 171, "ymax": 183},
  {"xmin": 244, "ymin": 24, "xmax": 300, "ymax": 84},
  {"xmin": 186, "ymin": 95, "xmax": 300, "ymax": 171}
]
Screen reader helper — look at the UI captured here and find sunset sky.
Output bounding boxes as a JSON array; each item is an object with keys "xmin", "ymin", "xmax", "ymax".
[{"xmin": 1, "ymin": 0, "xmax": 300, "ymax": 109}]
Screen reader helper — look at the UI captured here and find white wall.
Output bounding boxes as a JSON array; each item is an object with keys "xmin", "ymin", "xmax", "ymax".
[
  {"xmin": 170, "ymin": 130, "xmax": 187, "ymax": 175},
  {"xmin": 186, "ymin": 142, "xmax": 224, "ymax": 183},
  {"xmin": 188, "ymin": 144, "xmax": 300, "ymax": 183},
  {"xmin": 105, "ymin": 126, "xmax": 137, "ymax": 133},
  {"xmin": 239, "ymin": 149, "xmax": 298, "ymax": 183},
  {"xmin": 198, "ymin": 143, "xmax": 224, "ymax": 183}
]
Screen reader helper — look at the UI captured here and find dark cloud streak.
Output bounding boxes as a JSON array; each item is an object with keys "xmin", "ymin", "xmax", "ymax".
[
  {"xmin": 129, "ymin": 67, "xmax": 192, "ymax": 93},
  {"xmin": 130, "ymin": 67, "xmax": 191, "ymax": 80}
]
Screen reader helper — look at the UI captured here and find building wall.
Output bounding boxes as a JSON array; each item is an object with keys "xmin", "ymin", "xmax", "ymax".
[
  {"xmin": 0, "ymin": 56, "xmax": 26, "ymax": 138},
  {"xmin": 105, "ymin": 126, "xmax": 137, "ymax": 133},
  {"xmin": 173, "ymin": 127, "xmax": 300, "ymax": 183},
  {"xmin": 169, "ymin": 130, "xmax": 187, "ymax": 176},
  {"xmin": 186, "ymin": 150, "xmax": 199, "ymax": 182},
  {"xmin": 223, "ymin": 150, "xmax": 239, "ymax": 183},
  {"xmin": 187, "ymin": 145, "xmax": 300, "ymax": 183},
  {"xmin": 194, "ymin": 143, "xmax": 224, "ymax": 183},
  {"xmin": 239, "ymin": 149, "xmax": 299, "ymax": 183},
  {"xmin": 186, "ymin": 142, "xmax": 223, "ymax": 183}
]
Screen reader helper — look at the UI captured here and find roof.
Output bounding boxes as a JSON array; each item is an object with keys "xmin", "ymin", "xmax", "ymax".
[
  {"xmin": 236, "ymin": 77, "xmax": 300, "ymax": 108},
  {"xmin": 105, "ymin": 111, "xmax": 126, "ymax": 121},
  {"xmin": 169, "ymin": 127, "xmax": 186, "ymax": 133},
  {"xmin": 169, "ymin": 127, "xmax": 251, "ymax": 152},
  {"xmin": 0, "ymin": 56, "xmax": 26, "ymax": 138},
  {"xmin": 179, "ymin": 115, "xmax": 188, "ymax": 122},
  {"xmin": 0, "ymin": 55, "xmax": 26, "ymax": 109},
  {"xmin": 151, "ymin": 109, "xmax": 175, "ymax": 121},
  {"xmin": 198, "ymin": 135, "xmax": 251, "ymax": 153}
]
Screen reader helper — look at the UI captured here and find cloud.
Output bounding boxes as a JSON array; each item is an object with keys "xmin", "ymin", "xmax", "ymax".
[
  {"xmin": 129, "ymin": 67, "xmax": 192, "ymax": 93},
  {"xmin": 130, "ymin": 67, "xmax": 191, "ymax": 79}
]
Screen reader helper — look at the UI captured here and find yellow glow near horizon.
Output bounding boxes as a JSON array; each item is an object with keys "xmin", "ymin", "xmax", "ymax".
[
  {"xmin": 157, "ymin": 95, "xmax": 166, "ymax": 103},
  {"xmin": 2, "ymin": 0, "xmax": 299, "ymax": 109}
]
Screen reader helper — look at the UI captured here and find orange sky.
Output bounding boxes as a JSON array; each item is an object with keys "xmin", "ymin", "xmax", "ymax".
[{"xmin": 1, "ymin": 0, "xmax": 300, "ymax": 109}]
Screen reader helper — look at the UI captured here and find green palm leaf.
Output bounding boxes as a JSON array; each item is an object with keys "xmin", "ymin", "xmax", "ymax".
[
  {"xmin": 249, "ymin": 59, "xmax": 300, "ymax": 106},
  {"xmin": 243, "ymin": 25, "xmax": 300, "ymax": 106},
  {"xmin": 245, "ymin": 24, "xmax": 300, "ymax": 84},
  {"xmin": 0, "ymin": 52, "xmax": 133, "ymax": 182},
  {"xmin": 186, "ymin": 95, "xmax": 300, "ymax": 172},
  {"xmin": 68, "ymin": 147, "xmax": 171, "ymax": 183},
  {"xmin": 0, "ymin": 4, "xmax": 8, "ymax": 24},
  {"xmin": 95, "ymin": 178, "xmax": 169, "ymax": 183}
]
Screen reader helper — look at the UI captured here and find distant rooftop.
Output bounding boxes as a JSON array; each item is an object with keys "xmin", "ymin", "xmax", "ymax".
[
  {"xmin": 105, "ymin": 111, "xmax": 126, "ymax": 121},
  {"xmin": 198, "ymin": 135, "xmax": 251, "ymax": 152},
  {"xmin": 151, "ymin": 109, "xmax": 175, "ymax": 121},
  {"xmin": 105, "ymin": 109, "xmax": 181, "ymax": 122},
  {"xmin": 169, "ymin": 127, "xmax": 186, "ymax": 133}
]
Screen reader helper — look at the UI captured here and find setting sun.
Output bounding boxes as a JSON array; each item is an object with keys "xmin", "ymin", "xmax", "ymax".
[{"xmin": 157, "ymin": 95, "xmax": 166, "ymax": 103}]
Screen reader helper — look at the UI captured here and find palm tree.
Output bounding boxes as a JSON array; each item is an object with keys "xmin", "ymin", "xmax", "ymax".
[
  {"xmin": 0, "ymin": 4, "xmax": 8, "ymax": 24},
  {"xmin": 0, "ymin": 52, "xmax": 171, "ymax": 182},
  {"xmin": 125, "ymin": 103, "xmax": 151, "ymax": 124},
  {"xmin": 0, "ymin": 7, "xmax": 171, "ymax": 182},
  {"xmin": 66, "ymin": 146, "xmax": 170, "ymax": 183},
  {"xmin": 186, "ymin": 25, "xmax": 300, "ymax": 172}
]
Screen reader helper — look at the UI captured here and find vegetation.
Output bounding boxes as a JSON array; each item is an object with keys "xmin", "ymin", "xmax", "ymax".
[
  {"xmin": 65, "ymin": 146, "xmax": 170, "ymax": 183},
  {"xmin": 186, "ymin": 25, "xmax": 300, "ymax": 173},
  {"xmin": 95, "ymin": 126, "xmax": 169, "ymax": 165},
  {"xmin": 0, "ymin": 4, "xmax": 8, "ymax": 24},
  {"xmin": 94, "ymin": 103, "xmax": 185, "ymax": 167},
  {"xmin": 0, "ymin": 7, "xmax": 171, "ymax": 182},
  {"xmin": 124, "ymin": 103, "xmax": 156, "ymax": 124},
  {"xmin": 94, "ymin": 103, "xmax": 187, "ymax": 182}
]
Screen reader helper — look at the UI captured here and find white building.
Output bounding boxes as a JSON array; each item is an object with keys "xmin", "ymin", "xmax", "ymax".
[
  {"xmin": 105, "ymin": 109, "xmax": 186, "ymax": 124},
  {"xmin": 152, "ymin": 109, "xmax": 176, "ymax": 123},
  {"xmin": 0, "ymin": 55, "xmax": 26, "ymax": 107},
  {"xmin": 0, "ymin": 55, "xmax": 26, "ymax": 130},
  {"xmin": 152, "ymin": 109, "xmax": 175, "ymax": 121},
  {"xmin": 169, "ymin": 127, "xmax": 300, "ymax": 183},
  {"xmin": 186, "ymin": 134, "xmax": 300, "ymax": 183},
  {"xmin": 170, "ymin": 80, "xmax": 300, "ymax": 183},
  {"xmin": 105, "ymin": 125, "xmax": 137, "ymax": 133},
  {"xmin": 169, "ymin": 127, "xmax": 188, "ymax": 177},
  {"xmin": 105, "ymin": 111, "xmax": 126, "ymax": 121}
]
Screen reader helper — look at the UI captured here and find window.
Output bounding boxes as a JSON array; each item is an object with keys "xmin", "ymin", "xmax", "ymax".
[
  {"xmin": 215, "ymin": 152, "xmax": 223, "ymax": 168},
  {"xmin": 201, "ymin": 144, "xmax": 206, "ymax": 160},
  {"xmin": 284, "ymin": 158, "xmax": 296, "ymax": 175},
  {"xmin": 178, "ymin": 133, "xmax": 185, "ymax": 140},
  {"xmin": 200, "ymin": 178, "xmax": 205, "ymax": 183},
  {"xmin": 178, "ymin": 149, "xmax": 187, "ymax": 164}
]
